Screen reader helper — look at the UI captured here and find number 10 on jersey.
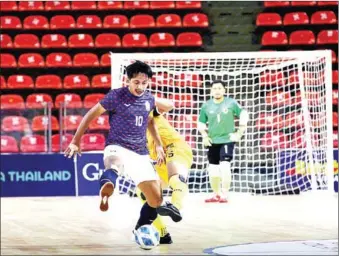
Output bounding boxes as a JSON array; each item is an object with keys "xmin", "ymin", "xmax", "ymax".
[{"xmin": 135, "ymin": 116, "xmax": 143, "ymax": 126}]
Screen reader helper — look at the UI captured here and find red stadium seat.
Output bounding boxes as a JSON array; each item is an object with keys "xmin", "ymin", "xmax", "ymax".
[
  {"xmin": 261, "ymin": 132, "xmax": 289, "ymax": 149},
  {"xmin": 71, "ymin": 1, "xmax": 96, "ymax": 10},
  {"xmin": 103, "ymin": 15, "xmax": 129, "ymax": 28},
  {"xmin": 183, "ymin": 13, "xmax": 209, "ymax": 27},
  {"xmin": 55, "ymin": 93, "xmax": 82, "ymax": 108},
  {"xmin": 184, "ymin": 133, "xmax": 196, "ymax": 149},
  {"xmin": 26, "ymin": 93, "xmax": 54, "ymax": 109},
  {"xmin": 291, "ymin": 1, "xmax": 316, "ymax": 6},
  {"xmin": 317, "ymin": 1, "xmax": 338, "ymax": 6},
  {"xmin": 89, "ymin": 115, "xmax": 109, "ymax": 131},
  {"xmin": 68, "ymin": 34, "xmax": 94, "ymax": 48},
  {"xmin": 290, "ymin": 132, "xmax": 319, "ymax": 148},
  {"xmin": 92, "ymin": 74, "xmax": 111, "ymax": 88},
  {"xmin": 81, "ymin": 134, "xmax": 105, "ymax": 151},
  {"xmin": 0, "ymin": 95, "xmax": 25, "ymax": 110},
  {"xmin": 1, "ymin": 116, "xmax": 29, "ymax": 132},
  {"xmin": 333, "ymin": 70, "xmax": 338, "ymax": 84},
  {"xmin": 41, "ymin": 34, "xmax": 67, "ymax": 48},
  {"xmin": 265, "ymin": 91, "xmax": 291, "ymax": 107},
  {"xmin": 18, "ymin": 1, "xmax": 44, "ymax": 11},
  {"xmin": 45, "ymin": 1, "xmax": 71, "ymax": 10},
  {"xmin": 63, "ymin": 115, "xmax": 83, "ymax": 131},
  {"xmin": 284, "ymin": 112, "xmax": 304, "ymax": 128},
  {"xmin": 0, "ymin": 76, "xmax": 6, "ymax": 89},
  {"xmin": 98, "ymin": 1, "xmax": 123, "ymax": 9},
  {"xmin": 264, "ymin": 1, "xmax": 289, "ymax": 7},
  {"xmin": 311, "ymin": 11, "xmax": 337, "ymax": 25},
  {"xmin": 170, "ymin": 93, "xmax": 194, "ymax": 108},
  {"xmin": 288, "ymin": 71, "xmax": 322, "ymax": 87},
  {"xmin": 0, "ymin": 54, "xmax": 17, "ymax": 68},
  {"xmin": 0, "ymin": 1, "xmax": 18, "ymax": 11},
  {"xmin": 124, "ymin": 1, "xmax": 149, "ymax": 9},
  {"xmin": 333, "ymin": 90, "xmax": 338, "ymax": 105},
  {"xmin": 7, "ymin": 75, "xmax": 34, "ymax": 89},
  {"xmin": 130, "ymin": 15, "xmax": 155, "ymax": 28},
  {"xmin": 20, "ymin": 135, "xmax": 46, "ymax": 153},
  {"xmin": 73, "ymin": 53, "xmax": 99, "ymax": 67},
  {"xmin": 100, "ymin": 54, "xmax": 111, "ymax": 67},
  {"xmin": 176, "ymin": 115, "xmax": 198, "ymax": 129},
  {"xmin": 176, "ymin": 32, "xmax": 202, "ymax": 47},
  {"xmin": 77, "ymin": 15, "xmax": 102, "ymax": 29},
  {"xmin": 18, "ymin": 53, "xmax": 44, "ymax": 68},
  {"xmin": 260, "ymin": 71, "xmax": 285, "ymax": 86},
  {"xmin": 63, "ymin": 75, "xmax": 90, "ymax": 89},
  {"xmin": 23, "ymin": 15, "xmax": 49, "ymax": 29},
  {"xmin": 317, "ymin": 30, "xmax": 338, "ymax": 45},
  {"xmin": 283, "ymin": 12, "xmax": 309, "ymax": 26},
  {"xmin": 46, "ymin": 53, "xmax": 72, "ymax": 67},
  {"xmin": 156, "ymin": 14, "xmax": 181, "ymax": 28},
  {"xmin": 256, "ymin": 113, "xmax": 282, "ymax": 129},
  {"xmin": 175, "ymin": 73, "xmax": 202, "ymax": 87},
  {"xmin": 84, "ymin": 94, "xmax": 105, "ymax": 108},
  {"xmin": 1, "ymin": 34, "xmax": 13, "ymax": 48},
  {"xmin": 256, "ymin": 13, "xmax": 282, "ymax": 26},
  {"xmin": 149, "ymin": 33, "xmax": 175, "ymax": 47},
  {"xmin": 35, "ymin": 75, "xmax": 62, "ymax": 89},
  {"xmin": 261, "ymin": 31, "xmax": 288, "ymax": 46},
  {"xmin": 150, "ymin": 1, "xmax": 175, "ymax": 9},
  {"xmin": 50, "ymin": 15, "xmax": 76, "ymax": 29},
  {"xmin": 293, "ymin": 90, "xmax": 323, "ymax": 106},
  {"xmin": 330, "ymin": 50, "xmax": 337, "ymax": 63},
  {"xmin": 176, "ymin": 1, "xmax": 201, "ymax": 9},
  {"xmin": 1, "ymin": 136, "xmax": 19, "ymax": 153},
  {"xmin": 14, "ymin": 34, "xmax": 40, "ymax": 48},
  {"xmin": 95, "ymin": 33, "xmax": 121, "ymax": 48},
  {"xmin": 51, "ymin": 133, "xmax": 73, "ymax": 152},
  {"xmin": 289, "ymin": 30, "xmax": 315, "ymax": 45},
  {"xmin": 0, "ymin": 16, "xmax": 22, "ymax": 29},
  {"xmin": 32, "ymin": 115, "xmax": 59, "ymax": 132},
  {"xmin": 122, "ymin": 33, "xmax": 148, "ymax": 48},
  {"xmin": 334, "ymin": 112, "xmax": 338, "ymax": 128}
]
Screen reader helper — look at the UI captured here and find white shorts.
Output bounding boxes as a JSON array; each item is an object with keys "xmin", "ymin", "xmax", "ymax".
[{"xmin": 103, "ymin": 145, "xmax": 159, "ymax": 186}]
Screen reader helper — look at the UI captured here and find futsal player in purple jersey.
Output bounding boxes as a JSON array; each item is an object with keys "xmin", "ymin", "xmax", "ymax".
[{"xmin": 64, "ymin": 61, "xmax": 182, "ymax": 228}]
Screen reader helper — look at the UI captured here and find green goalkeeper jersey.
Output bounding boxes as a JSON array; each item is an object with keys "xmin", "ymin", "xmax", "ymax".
[{"xmin": 198, "ymin": 97, "xmax": 243, "ymax": 144}]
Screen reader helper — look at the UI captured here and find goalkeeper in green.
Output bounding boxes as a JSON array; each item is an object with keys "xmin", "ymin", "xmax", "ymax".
[{"xmin": 198, "ymin": 80, "xmax": 249, "ymax": 203}]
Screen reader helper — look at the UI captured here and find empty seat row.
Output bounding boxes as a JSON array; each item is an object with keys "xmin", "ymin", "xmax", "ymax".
[
  {"xmin": 261, "ymin": 29, "xmax": 338, "ymax": 45},
  {"xmin": 0, "ymin": 133, "xmax": 106, "ymax": 153},
  {"xmin": 260, "ymin": 70, "xmax": 339, "ymax": 86},
  {"xmin": 0, "ymin": 92, "xmax": 196, "ymax": 109},
  {"xmin": 0, "ymin": 1, "xmax": 202, "ymax": 11},
  {"xmin": 0, "ymin": 53, "xmax": 110, "ymax": 68},
  {"xmin": 1, "ymin": 32, "xmax": 202, "ymax": 48},
  {"xmin": 0, "ymin": 13, "xmax": 208, "ymax": 29},
  {"xmin": 257, "ymin": 11, "xmax": 338, "ymax": 26},
  {"xmin": 0, "ymin": 72, "xmax": 204, "ymax": 89},
  {"xmin": 264, "ymin": 1, "xmax": 338, "ymax": 7}
]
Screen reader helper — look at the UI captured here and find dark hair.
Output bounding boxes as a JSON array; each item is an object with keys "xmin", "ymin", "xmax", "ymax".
[
  {"xmin": 211, "ymin": 80, "xmax": 226, "ymax": 88},
  {"xmin": 125, "ymin": 61, "xmax": 153, "ymax": 79}
]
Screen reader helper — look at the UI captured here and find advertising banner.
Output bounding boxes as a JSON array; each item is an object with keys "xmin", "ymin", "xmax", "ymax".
[
  {"xmin": 75, "ymin": 153, "xmax": 135, "ymax": 196},
  {"xmin": 278, "ymin": 149, "xmax": 338, "ymax": 192},
  {"xmin": 0, "ymin": 154, "xmax": 75, "ymax": 197}
]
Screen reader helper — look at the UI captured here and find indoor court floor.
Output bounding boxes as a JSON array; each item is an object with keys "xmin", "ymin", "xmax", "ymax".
[{"xmin": 1, "ymin": 192, "xmax": 338, "ymax": 255}]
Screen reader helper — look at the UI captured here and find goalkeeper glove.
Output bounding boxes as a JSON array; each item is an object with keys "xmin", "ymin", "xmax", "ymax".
[
  {"xmin": 202, "ymin": 136, "xmax": 212, "ymax": 147},
  {"xmin": 229, "ymin": 127, "xmax": 246, "ymax": 143}
]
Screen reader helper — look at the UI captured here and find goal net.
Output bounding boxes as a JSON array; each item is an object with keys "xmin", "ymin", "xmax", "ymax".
[{"xmin": 110, "ymin": 51, "xmax": 334, "ymax": 195}]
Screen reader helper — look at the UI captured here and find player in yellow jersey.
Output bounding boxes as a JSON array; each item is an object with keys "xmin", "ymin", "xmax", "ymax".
[{"xmin": 135, "ymin": 105, "xmax": 193, "ymax": 244}]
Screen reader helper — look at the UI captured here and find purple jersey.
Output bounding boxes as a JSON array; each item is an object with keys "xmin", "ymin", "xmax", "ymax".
[{"xmin": 99, "ymin": 87, "xmax": 155, "ymax": 155}]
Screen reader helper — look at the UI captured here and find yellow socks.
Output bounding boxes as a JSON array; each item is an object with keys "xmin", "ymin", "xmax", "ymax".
[
  {"xmin": 208, "ymin": 164, "xmax": 221, "ymax": 195},
  {"xmin": 220, "ymin": 161, "xmax": 232, "ymax": 195},
  {"xmin": 168, "ymin": 174, "xmax": 188, "ymax": 210}
]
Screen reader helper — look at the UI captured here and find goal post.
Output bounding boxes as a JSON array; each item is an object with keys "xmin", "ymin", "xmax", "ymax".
[{"xmin": 110, "ymin": 50, "xmax": 334, "ymax": 195}]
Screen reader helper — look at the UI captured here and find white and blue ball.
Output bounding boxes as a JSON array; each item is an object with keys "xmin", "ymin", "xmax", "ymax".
[{"xmin": 134, "ymin": 224, "xmax": 160, "ymax": 250}]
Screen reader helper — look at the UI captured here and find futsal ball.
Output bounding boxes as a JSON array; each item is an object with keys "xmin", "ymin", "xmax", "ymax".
[{"xmin": 134, "ymin": 224, "xmax": 160, "ymax": 250}]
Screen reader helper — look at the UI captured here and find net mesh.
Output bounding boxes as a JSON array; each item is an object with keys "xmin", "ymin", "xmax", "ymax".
[{"xmin": 111, "ymin": 51, "xmax": 334, "ymax": 195}]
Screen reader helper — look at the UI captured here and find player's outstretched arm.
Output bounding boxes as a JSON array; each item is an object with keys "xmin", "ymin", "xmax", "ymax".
[
  {"xmin": 64, "ymin": 103, "xmax": 106, "ymax": 158},
  {"xmin": 155, "ymin": 97, "xmax": 174, "ymax": 114},
  {"xmin": 147, "ymin": 117, "xmax": 166, "ymax": 165}
]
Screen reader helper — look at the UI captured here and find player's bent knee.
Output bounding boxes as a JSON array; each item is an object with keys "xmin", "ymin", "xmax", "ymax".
[{"xmin": 147, "ymin": 196, "xmax": 163, "ymax": 208}]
